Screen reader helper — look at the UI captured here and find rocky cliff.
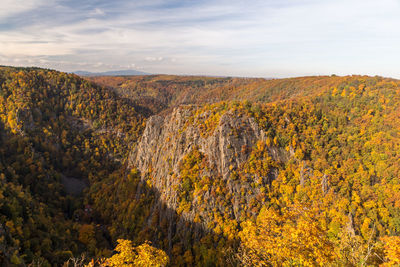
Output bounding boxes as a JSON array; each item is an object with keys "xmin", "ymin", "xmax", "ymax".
[{"xmin": 129, "ymin": 106, "xmax": 288, "ymax": 237}]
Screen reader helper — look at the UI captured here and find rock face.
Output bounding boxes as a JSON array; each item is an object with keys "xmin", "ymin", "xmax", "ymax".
[
  {"xmin": 129, "ymin": 107, "xmax": 288, "ymax": 229},
  {"xmin": 132, "ymin": 107, "xmax": 264, "ymax": 180}
]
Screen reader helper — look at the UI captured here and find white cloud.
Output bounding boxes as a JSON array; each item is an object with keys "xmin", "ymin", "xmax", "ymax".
[
  {"xmin": 90, "ymin": 8, "xmax": 105, "ymax": 16},
  {"xmin": 0, "ymin": 0, "xmax": 48, "ymax": 19},
  {"xmin": 0, "ymin": 0, "xmax": 400, "ymax": 77},
  {"xmin": 145, "ymin": 57, "xmax": 164, "ymax": 62}
]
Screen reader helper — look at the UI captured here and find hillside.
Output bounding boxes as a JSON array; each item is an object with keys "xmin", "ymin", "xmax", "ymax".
[
  {"xmin": 0, "ymin": 66, "xmax": 145, "ymax": 265},
  {"xmin": 2, "ymin": 66, "xmax": 400, "ymax": 266},
  {"xmin": 87, "ymin": 74, "xmax": 366, "ymax": 114}
]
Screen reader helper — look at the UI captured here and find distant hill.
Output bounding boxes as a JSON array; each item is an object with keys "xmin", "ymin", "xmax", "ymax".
[
  {"xmin": 87, "ymin": 74, "xmax": 352, "ymax": 113},
  {"xmin": 74, "ymin": 69, "xmax": 150, "ymax": 76}
]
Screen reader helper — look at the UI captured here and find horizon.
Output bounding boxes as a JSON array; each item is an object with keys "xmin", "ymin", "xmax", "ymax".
[
  {"xmin": 1, "ymin": 0, "xmax": 400, "ymax": 78},
  {"xmin": 2, "ymin": 64, "xmax": 398, "ymax": 80},
  {"xmin": 3, "ymin": 64, "xmax": 398, "ymax": 81}
]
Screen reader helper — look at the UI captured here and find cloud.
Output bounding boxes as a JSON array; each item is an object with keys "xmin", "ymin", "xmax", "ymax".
[
  {"xmin": 0, "ymin": 0, "xmax": 399, "ymax": 77},
  {"xmin": 145, "ymin": 57, "xmax": 164, "ymax": 62},
  {"xmin": 0, "ymin": 0, "xmax": 48, "ymax": 19},
  {"xmin": 90, "ymin": 8, "xmax": 105, "ymax": 16}
]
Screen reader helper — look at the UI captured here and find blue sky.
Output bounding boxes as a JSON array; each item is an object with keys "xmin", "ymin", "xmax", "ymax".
[{"xmin": 0, "ymin": 0, "xmax": 400, "ymax": 78}]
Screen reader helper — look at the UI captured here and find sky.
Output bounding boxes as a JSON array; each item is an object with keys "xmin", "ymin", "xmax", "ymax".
[{"xmin": 0, "ymin": 0, "xmax": 400, "ymax": 78}]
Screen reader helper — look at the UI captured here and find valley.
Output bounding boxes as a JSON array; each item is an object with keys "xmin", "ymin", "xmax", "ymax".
[{"xmin": 1, "ymin": 66, "xmax": 400, "ymax": 266}]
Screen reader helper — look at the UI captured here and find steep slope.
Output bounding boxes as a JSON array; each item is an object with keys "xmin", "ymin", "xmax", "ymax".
[
  {"xmin": 123, "ymin": 105, "xmax": 290, "ymax": 265},
  {"xmin": 0, "ymin": 66, "xmax": 145, "ymax": 265},
  {"xmin": 3, "ymin": 66, "xmax": 400, "ymax": 266},
  {"xmin": 87, "ymin": 74, "xmax": 368, "ymax": 114},
  {"xmin": 88, "ymin": 75, "xmax": 248, "ymax": 114},
  {"xmin": 119, "ymin": 75, "xmax": 400, "ymax": 266},
  {"xmin": 130, "ymin": 106, "xmax": 287, "ymax": 219}
]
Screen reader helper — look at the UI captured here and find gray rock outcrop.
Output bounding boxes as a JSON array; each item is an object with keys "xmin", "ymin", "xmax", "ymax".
[{"xmin": 129, "ymin": 106, "xmax": 287, "ymax": 216}]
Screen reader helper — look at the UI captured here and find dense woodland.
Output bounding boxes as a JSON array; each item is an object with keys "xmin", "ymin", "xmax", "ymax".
[{"xmin": 1, "ymin": 66, "xmax": 400, "ymax": 266}]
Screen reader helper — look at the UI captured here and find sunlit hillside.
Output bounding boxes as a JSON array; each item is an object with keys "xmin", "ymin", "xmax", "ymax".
[{"xmin": 1, "ymin": 66, "xmax": 400, "ymax": 266}]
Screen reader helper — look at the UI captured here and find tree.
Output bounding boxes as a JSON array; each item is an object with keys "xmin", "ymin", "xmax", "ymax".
[
  {"xmin": 238, "ymin": 203, "xmax": 335, "ymax": 266},
  {"xmin": 105, "ymin": 239, "xmax": 169, "ymax": 267}
]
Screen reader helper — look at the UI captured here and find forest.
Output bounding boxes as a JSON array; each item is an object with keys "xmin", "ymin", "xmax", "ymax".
[{"xmin": 1, "ymin": 66, "xmax": 400, "ymax": 266}]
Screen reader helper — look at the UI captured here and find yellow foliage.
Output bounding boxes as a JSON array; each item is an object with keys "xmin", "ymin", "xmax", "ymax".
[
  {"xmin": 105, "ymin": 239, "xmax": 169, "ymax": 267},
  {"xmin": 381, "ymin": 236, "xmax": 400, "ymax": 266},
  {"xmin": 238, "ymin": 203, "xmax": 335, "ymax": 266}
]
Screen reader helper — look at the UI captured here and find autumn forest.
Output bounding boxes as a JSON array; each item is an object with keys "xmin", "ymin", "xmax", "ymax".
[{"xmin": 1, "ymin": 66, "xmax": 400, "ymax": 266}]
